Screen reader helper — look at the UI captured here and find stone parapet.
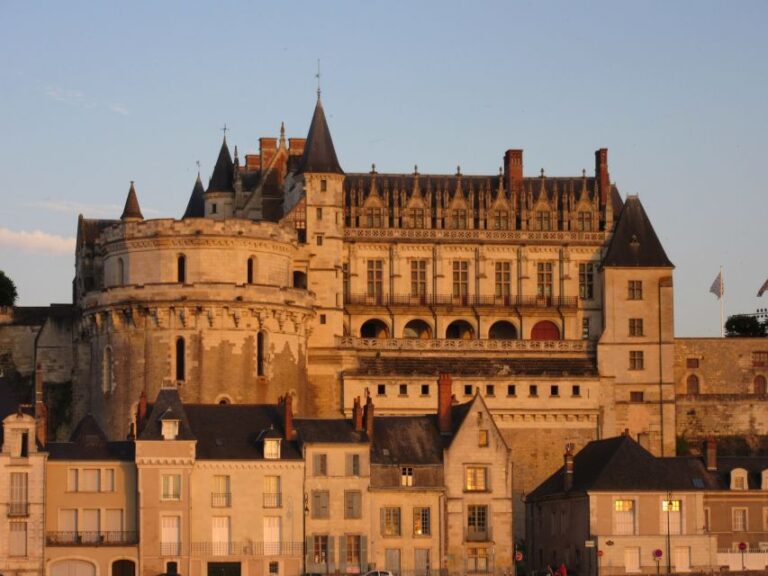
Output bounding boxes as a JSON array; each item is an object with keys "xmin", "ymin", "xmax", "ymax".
[
  {"xmin": 345, "ymin": 226, "xmax": 607, "ymax": 244},
  {"xmin": 336, "ymin": 335, "xmax": 595, "ymax": 354}
]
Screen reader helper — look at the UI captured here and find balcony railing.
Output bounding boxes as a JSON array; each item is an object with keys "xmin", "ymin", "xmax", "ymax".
[
  {"xmin": 211, "ymin": 492, "xmax": 231, "ymax": 507},
  {"xmin": 190, "ymin": 541, "xmax": 303, "ymax": 557},
  {"xmin": 161, "ymin": 541, "xmax": 182, "ymax": 556},
  {"xmin": 46, "ymin": 531, "xmax": 139, "ymax": 546},
  {"xmin": 344, "ymin": 226, "xmax": 606, "ymax": 243},
  {"xmin": 263, "ymin": 492, "xmax": 282, "ymax": 508},
  {"xmin": 336, "ymin": 336, "xmax": 594, "ymax": 353},
  {"xmin": 345, "ymin": 293, "xmax": 578, "ymax": 309},
  {"xmin": 466, "ymin": 527, "xmax": 491, "ymax": 542},
  {"xmin": 8, "ymin": 502, "xmax": 29, "ymax": 517}
]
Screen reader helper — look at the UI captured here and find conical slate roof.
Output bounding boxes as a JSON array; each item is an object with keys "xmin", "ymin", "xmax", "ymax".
[
  {"xmin": 120, "ymin": 181, "xmax": 144, "ymax": 220},
  {"xmin": 208, "ymin": 137, "xmax": 235, "ymax": 192},
  {"xmin": 298, "ymin": 97, "xmax": 343, "ymax": 174},
  {"xmin": 603, "ymin": 196, "xmax": 673, "ymax": 268},
  {"xmin": 183, "ymin": 173, "xmax": 206, "ymax": 218}
]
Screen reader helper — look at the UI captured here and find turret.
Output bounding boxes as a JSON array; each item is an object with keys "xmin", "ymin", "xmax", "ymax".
[
  {"xmin": 205, "ymin": 135, "xmax": 235, "ymax": 218},
  {"xmin": 120, "ymin": 181, "xmax": 144, "ymax": 221},
  {"xmin": 182, "ymin": 172, "xmax": 206, "ymax": 219}
]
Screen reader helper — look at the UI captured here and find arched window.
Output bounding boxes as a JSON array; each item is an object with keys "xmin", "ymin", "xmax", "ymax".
[
  {"xmin": 112, "ymin": 560, "xmax": 136, "ymax": 576},
  {"xmin": 257, "ymin": 331, "xmax": 266, "ymax": 377},
  {"xmin": 117, "ymin": 258, "xmax": 125, "ymax": 285},
  {"xmin": 531, "ymin": 320, "xmax": 560, "ymax": 341},
  {"xmin": 52, "ymin": 560, "xmax": 96, "ymax": 576},
  {"xmin": 686, "ymin": 374, "xmax": 700, "ymax": 395},
  {"xmin": 247, "ymin": 257, "xmax": 254, "ymax": 284},
  {"xmin": 403, "ymin": 319, "xmax": 432, "ymax": 339},
  {"xmin": 360, "ymin": 319, "xmax": 390, "ymax": 339},
  {"xmin": 445, "ymin": 320, "xmax": 474, "ymax": 340},
  {"xmin": 489, "ymin": 321, "xmax": 518, "ymax": 340},
  {"xmin": 755, "ymin": 375, "xmax": 767, "ymax": 395},
  {"xmin": 102, "ymin": 346, "xmax": 114, "ymax": 394},
  {"xmin": 177, "ymin": 255, "xmax": 186, "ymax": 283},
  {"xmin": 175, "ymin": 337, "xmax": 185, "ymax": 382}
]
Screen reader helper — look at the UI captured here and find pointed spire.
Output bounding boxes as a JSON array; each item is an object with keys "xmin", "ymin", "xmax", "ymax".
[
  {"xmin": 279, "ymin": 122, "xmax": 286, "ymax": 149},
  {"xmin": 602, "ymin": 196, "xmax": 673, "ymax": 268},
  {"xmin": 121, "ymin": 181, "xmax": 144, "ymax": 221},
  {"xmin": 298, "ymin": 98, "xmax": 343, "ymax": 174},
  {"xmin": 183, "ymin": 173, "xmax": 206, "ymax": 219},
  {"xmin": 208, "ymin": 136, "xmax": 235, "ymax": 193}
]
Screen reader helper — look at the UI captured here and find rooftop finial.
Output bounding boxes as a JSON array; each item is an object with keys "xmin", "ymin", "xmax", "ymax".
[
  {"xmin": 315, "ymin": 58, "xmax": 321, "ymax": 101},
  {"xmin": 540, "ymin": 168, "xmax": 545, "ymax": 177},
  {"xmin": 196, "ymin": 160, "xmax": 201, "ymax": 177},
  {"xmin": 414, "ymin": 164, "xmax": 419, "ymax": 175},
  {"xmin": 221, "ymin": 123, "xmax": 228, "ymax": 141},
  {"xmin": 280, "ymin": 121, "xmax": 286, "ymax": 148}
]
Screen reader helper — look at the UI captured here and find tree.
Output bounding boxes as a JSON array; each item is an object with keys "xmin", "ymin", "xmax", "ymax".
[
  {"xmin": 725, "ymin": 314, "xmax": 766, "ymax": 337},
  {"xmin": 0, "ymin": 270, "xmax": 18, "ymax": 307}
]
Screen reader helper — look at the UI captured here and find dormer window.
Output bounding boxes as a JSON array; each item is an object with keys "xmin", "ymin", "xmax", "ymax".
[
  {"xmin": 265, "ymin": 438, "xmax": 281, "ymax": 460},
  {"xmin": 762, "ymin": 470, "xmax": 768, "ymax": 490},
  {"xmin": 731, "ymin": 468, "xmax": 748, "ymax": 490},
  {"xmin": 162, "ymin": 419, "xmax": 179, "ymax": 441}
]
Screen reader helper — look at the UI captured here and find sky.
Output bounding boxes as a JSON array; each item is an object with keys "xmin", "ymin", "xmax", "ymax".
[{"xmin": 1, "ymin": 1, "xmax": 766, "ymax": 336}]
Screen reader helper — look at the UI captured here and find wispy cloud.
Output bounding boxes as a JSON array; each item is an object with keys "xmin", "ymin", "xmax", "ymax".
[
  {"xmin": 44, "ymin": 85, "xmax": 129, "ymax": 116},
  {"xmin": 0, "ymin": 228, "xmax": 75, "ymax": 255},
  {"xmin": 28, "ymin": 200, "xmax": 159, "ymax": 218}
]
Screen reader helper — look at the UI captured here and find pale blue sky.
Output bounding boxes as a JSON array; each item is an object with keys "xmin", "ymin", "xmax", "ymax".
[{"xmin": 1, "ymin": 1, "xmax": 766, "ymax": 335}]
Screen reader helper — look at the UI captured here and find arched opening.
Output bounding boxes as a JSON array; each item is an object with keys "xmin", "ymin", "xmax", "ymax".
[
  {"xmin": 216, "ymin": 395, "xmax": 232, "ymax": 405},
  {"xmin": 531, "ymin": 320, "xmax": 560, "ymax": 341},
  {"xmin": 175, "ymin": 337, "xmax": 185, "ymax": 381},
  {"xmin": 117, "ymin": 258, "xmax": 125, "ymax": 285},
  {"xmin": 755, "ymin": 375, "xmax": 767, "ymax": 395},
  {"xmin": 177, "ymin": 254, "xmax": 186, "ymax": 283},
  {"xmin": 686, "ymin": 374, "xmax": 700, "ymax": 395},
  {"xmin": 257, "ymin": 331, "xmax": 266, "ymax": 377},
  {"xmin": 102, "ymin": 346, "xmax": 114, "ymax": 394},
  {"xmin": 247, "ymin": 257, "xmax": 255, "ymax": 284},
  {"xmin": 112, "ymin": 560, "xmax": 136, "ymax": 576},
  {"xmin": 446, "ymin": 320, "xmax": 474, "ymax": 340},
  {"xmin": 51, "ymin": 560, "xmax": 96, "ymax": 576},
  {"xmin": 489, "ymin": 321, "xmax": 518, "ymax": 340},
  {"xmin": 403, "ymin": 319, "xmax": 432, "ymax": 339},
  {"xmin": 360, "ymin": 319, "xmax": 390, "ymax": 339},
  {"xmin": 293, "ymin": 271, "xmax": 308, "ymax": 290}
]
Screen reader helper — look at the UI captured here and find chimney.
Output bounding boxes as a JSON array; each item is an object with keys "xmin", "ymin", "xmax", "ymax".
[
  {"xmin": 364, "ymin": 395, "xmax": 374, "ymax": 439},
  {"xmin": 289, "ymin": 138, "xmax": 306, "ymax": 156},
  {"xmin": 283, "ymin": 393, "xmax": 294, "ymax": 440},
  {"xmin": 438, "ymin": 373, "xmax": 453, "ymax": 435},
  {"xmin": 595, "ymin": 148, "xmax": 609, "ymax": 206},
  {"xmin": 260, "ymin": 137, "xmax": 278, "ymax": 170},
  {"xmin": 564, "ymin": 443, "xmax": 574, "ymax": 492},
  {"xmin": 136, "ymin": 390, "xmax": 148, "ymax": 434},
  {"xmin": 352, "ymin": 397, "xmax": 363, "ymax": 432},
  {"xmin": 504, "ymin": 149, "xmax": 524, "ymax": 211},
  {"xmin": 705, "ymin": 437, "xmax": 717, "ymax": 471},
  {"xmin": 34, "ymin": 362, "xmax": 47, "ymax": 446}
]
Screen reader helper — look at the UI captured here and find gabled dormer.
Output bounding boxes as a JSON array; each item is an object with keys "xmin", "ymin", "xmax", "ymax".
[
  {"xmin": 730, "ymin": 467, "xmax": 749, "ymax": 490},
  {"xmin": 2, "ymin": 411, "xmax": 37, "ymax": 458}
]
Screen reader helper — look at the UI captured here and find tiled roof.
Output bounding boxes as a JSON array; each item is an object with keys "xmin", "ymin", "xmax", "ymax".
[
  {"xmin": 182, "ymin": 174, "xmax": 206, "ymax": 218},
  {"xmin": 348, "ymin": 356, "xmax": 597, "ymax": 377},
  {"xmin": 602, "ymin": 195, "xmax": 673, "ymax": 268},
  {"xmin": 120, "ymin": 182, "xmax": 143, "ymax": 220},
  {"xmin": 297, "ymin": 98, "xmax": 343, "ymax": 174},
  {"xmin": 47, "ymin": 414, "xmax": 134, "ymax": 460},
  {"xmin": 208, "ymin": 137, "xmax": 235, "ymax": 192}
]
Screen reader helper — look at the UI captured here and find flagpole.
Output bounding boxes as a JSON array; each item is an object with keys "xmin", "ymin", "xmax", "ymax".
[{"xmin": 720, "ymin": 265, "xmax": 725, "ymax": 337}]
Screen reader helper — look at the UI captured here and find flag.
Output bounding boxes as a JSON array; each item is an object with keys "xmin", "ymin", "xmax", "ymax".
[
  {"xmin": 759, "ymin": 278, "xmax": 768, "ymax": 297},
  {"xmin": 710, "ymin": 272, "xmax": 724, "ymax": 299}
]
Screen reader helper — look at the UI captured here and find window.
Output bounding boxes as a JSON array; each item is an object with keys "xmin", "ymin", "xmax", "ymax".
[
  {"xmin": 67, "ymin": 469, "xmax": 78, "ymax": 492},
  {"xmin": 478, "ymin": 430, "xmax": 489, "ymax": 447},
  {"xmin": 755, "ymin": 375, "xmax": 767, "ymax": 395},
  {"xmin": 263, "ymin": 476, "xmax": 281, "ymax": 508},
  {"xmin": 211, "ymin": 516, "xmax": 231, "ymax": 556},
  {"xmin": 9, "ymin": 522, "xmax": 27, "ymax": 557},
  {"xmin": 311, "ymin": 491, "xmax": 329, "ymax": 519},
  {"xmin": 535, "ymin": 211, "xmax": 551, "ymax": 231},
  {"xmin": 399, "ymin": 383, "xmax": 408, "ymax": 396},
  {"xmin": 753, "ymin": 351, "xmax": 768, "ymax": 367},
  {"xmin": 175, "ymin": 337, "xmax": 185, "ymax": 381},
  {"xmin": 451, "ymin": 209, "xmax": 467, "ymax": 229},
  {"xmin": 628, "ymin": 280, "xmax": 643, "ymax": 300},
  {"xmin": 467, "ymin": 505, "xmax": 488, "ymax": 538},
  {"xmin": 401, "ymin": 467, "xmax": 413, "ymax": 487},
  {"xmin": 410, "ymin": 208, "xmax": 425, "ymax": 228},
  {"xmin": 162, "ymin": 474, "xmax": 181, "ymax": 500},
  {"xmin": 269, "ymin": 562, "xmax": 279, "ymax": 575},
  {"xmin": 468, "ymin": 547, "xmax": 489, "ymax": 572},
  {"xmin": 212, "ymin": 475, "xmax": 231, "ymax": 507},
  {"xmin": 452, "ymin": 261, "xmax": 469, "ymax": 302},
  {"xmin": 381, "ymin": 507, "xmax": 401, "ymax": 536},
  {"xmin": 9, "ymin": 473, "xmax": 28, "ymax": 516},
  {"xmin": 342, "ymin": 263, "xmax": 349, "ymax": 301},
  {"xmin": 495, "ymin": 262, "xmax": 512, "ymax": 301},
  {"xmin": 264, "ymin": 439, "xmax": 281, "ymax": 460},
  {"xmin": 686, "ymin": 358, "xmax": 700, "ymax": 369},
  {"xmin": 507, "ymin": 384, "xmax": 516, "ymax": 396},
  {"xmin": 411, "ymin": 260, "xmax": 427, "ymax": 299},
  {"xmin": 313, "ymin": 535, "xmax": 329, "ymax": 565},
  {"xmin": 344, "ymin": 491, "xmax": 362, "ymax": 519},
  {"xmin": 686, "ymin": 375, "xmax": 700, "ymax": 395},
  {"xmin": 579, "ymin": 263, "xmax": 594, "ymax": 299},
  {"xmin": 572, "ymin": 385, "xmax": 581, "ymax": 397},
  {"xmin": 413, "ymin": 507, "xmax": 431, "ymax": 536},
  {"xmin": 582, "ymin": 317, "xmax": 590, "ymax": 340},
  {"xmin": 629, "ymin": 318, "xmax": 644, "ymax": 337},
  {"xmin": 320, "ymin": 179, "xmax": 327, "ymax": 192},
  {"xmin": 366, "ymin": 208, "xmax": 382, "ymax": 228},
  {"xmin": 614, "ymin": 499, "xmax": 636, "ymax": 535},
  {"xmin": 493, "ymin": 210, "xmax": 509, "ymax": 230},
  {"xmin": 550, "ymin": 385, "xmax": 559, "ymax": 397},
  {"xmin": 319, "ymin": 314, "xmax": 326, "ymax": 325},
  {"xmin": 247, "ymin": 257, "xmax": 254, "ymax": 284},
  {"xmin": 313, "ymin": 454, "xmax": 328, "ymax": 476},
  {"xmin": 420, "ymin": 384, "xmax": 430, "ymax": 396},
  {"xmin": 529, "ymin": 384, "xmax": 538, "ymax": 397},
  {"xmin": 102, "ymin": 346, "xmax": 114, "ymax": 394},
  {"xmin": 211, "ymin": 203, "xmax": 217, "ymax": 214},
  {"xmin": 577, "ymin": 211, "xmax": 592, "ymax": 232},
  {"xmin": 160, "ymin": 516, "xmax": 181, "ymax": 556},
  {"xmin": 630, "ymin": 391, "xmax": 644, "ymax": 403},
  {"xmin": 485, "ymin": 384, "xmax": 495, "ymax": 397},
  {"xmin": 464, "ymin": 384, "xmax": 473, "ymax": 396},
  {"xmin": 162, "ymin": 419, "xmax": 179, "ymax": 440},
  {"xmin": 733, "ymin": 508, "xmax": 748, "ymax": 532},
  {"xmin": 629, "ymin": 351, "xmax": 645, "ymax": 370},
  {"xmin": 465, "ymin": 467, "xmax": 488, "ymax": 491},
  {"xmin": 377, "ymin": 384, "xmax": 386, "ymax": 396},
  {"xmin": 177, "ymin": 255, "xmax": 186, "ymax": 283},
  {"xmin": 732, "ymin": 470, "xmax": 747, "ymax": 490},
  {"xmin": 257, "ymin": 331, "xmax": 266, "ymax": 377},
  {"xmin": 315, "ymin": 235, "xmax": 323, "ymax": 246},
  {"xmin": 346, "ymin": 454, "xmax": 360, "ymax": 477},
  {"xmin": 346, "ymin": 535, "xmax": 362, "ymax": 569},
  {"xmin": 662, "ymin": 499, "xmax": 682, "ymax": 534},
  {"xmin": 537, "ymin": 262, "xmax": 553, "ymax": 298},
  {"xmin": 316, "ymin": 207, "xmax": 323, "ymax": 220},
  {"xmin": 367, "ymin": 260, "xmax": 384, "ymax": 303},
  {"xmin": 81, "ymin": 468, "xmax": 100, "ymax": 492},
  {"xmin": 102, "ymin": 468, "xmax": 115, "ymax": 492}
]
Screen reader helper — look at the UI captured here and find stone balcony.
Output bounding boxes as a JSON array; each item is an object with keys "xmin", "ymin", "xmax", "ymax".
[
  {"xmin": 345, "ymin": 292, "xmax": 578, "ymax": 310},
  {"xmin": 336, "ymin": 336, "xmax": 595, "ymax": 355},
  {"xmin": 344, "ymin": 226, "xmax": 606, "ymax": 244}
]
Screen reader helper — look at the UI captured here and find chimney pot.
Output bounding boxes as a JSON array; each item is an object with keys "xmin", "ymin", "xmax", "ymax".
[
  {"xmin": 438, "ymin": 373, "xmax": 453, "ymax": 434},
  {"xmin": 364, "ymin": 396, "xmax": 374, "ymax": 439},
  {"xmin": 705, "ymin": 437, "xmax": 717, "ymax": 471},
  {"xmin": 353, "ymin": 397, "xmax": 363, "ymax": 432},
  {"xmin": 564, "ymin": 443, "xmax": 575, "ymax": 492},
  {"xmin": 283, "ymin": 393, "xmax": 294, "ymax": 440}
]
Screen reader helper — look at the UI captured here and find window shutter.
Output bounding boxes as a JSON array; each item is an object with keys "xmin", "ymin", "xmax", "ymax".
[
  {"xmin": 305, "ymin": 536, "xmax": 312, "ymax": 570},
  {"xmin": 345, "ymin": 454, "xmax": 352, "ymax": 476},
  {"xmin": 361, "ymin": 536, "xmax": 368, "ymax": 571},
  {"xmin": 380, "ymin": 508, "xmax": 386, "ymax": 535},
  {"xmin": 338, "ymin": 536, "xmax": 346, "ymax": 573},
  {"xmin": 353, "ymin": 492, "xmax": 361, "ymax": 518},
  {"xmin": 328, "ymin": 536, "xmax": 335, "ymax": 571}
]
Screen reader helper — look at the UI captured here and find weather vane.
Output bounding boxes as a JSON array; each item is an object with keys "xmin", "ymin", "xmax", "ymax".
[
  {"xmin": 222, "ymin": 124, "xmax": 228, "ymax": 137},
  {"xmin": 315, "ymin": 59, "xmax": 321, "ymax": 99}
]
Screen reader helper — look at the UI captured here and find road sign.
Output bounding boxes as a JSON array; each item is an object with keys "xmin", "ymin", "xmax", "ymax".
[
  {"xmin": 653, "ymin": 549, "xmax": 663, "ymax": 559},
  {"xmin": 597, "ymin": 550, "xmax": 604, "ymax": 558},
  {"xmin": 585, "ymin": 540, "xmax": 595, "ymax": 548},
  {"xmin": 515, "ymin": 551, "xmax": 524, "ymax": 562},
  {"xmin": 739, "ymin": 542, "xmax": 747, "ymax": 551}
]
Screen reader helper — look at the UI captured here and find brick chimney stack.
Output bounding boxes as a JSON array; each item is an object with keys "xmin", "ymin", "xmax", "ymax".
[
  {"xmin": 364, "ymin": 395, "xmax": 374, "ymax": 439},
  {"xmin": 504, "ymin": 149, "xmax": 524, "ymax": 211},
  {"xmin": 705, "ymin": 437, "xmax": 717, "ymax": 471},
  {"xmin": 352, "ymin": 397, "xmax": 363, "ymax": 432},
  {"xmin": 283, "ymin": 393, "xmax": 294, "ymax": 440},
  {"xmin": 34, "ymin": 362, "xmax": 47, "ymax": 446},
  {"xmin": 564, "ymin": 443, "xmax": 574, "ymax": 492},
  {"xmin": 595, "ymin": 148, "xmax": 609, "ymax": 206},
  {"xmin": 136, "ymin": 390, "xmax": 148, "ymax": 434},
  {"xmin": 438, "ymin": 373, "xmax": 453, "ymax": 435}
]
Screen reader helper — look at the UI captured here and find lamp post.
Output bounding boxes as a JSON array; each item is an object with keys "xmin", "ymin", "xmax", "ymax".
[{"xmin": 665, "ymin": 492, "xmax": 672, "ymax": 575}]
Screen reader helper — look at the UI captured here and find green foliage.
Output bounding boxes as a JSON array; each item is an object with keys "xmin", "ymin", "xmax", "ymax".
[
  {"xmin": 0, "ymin": 270, "xmax": 18, "ymax": 307},
  {"xmin": 725, "ymin": 314, "xmax": 766, "ymax": 337}
]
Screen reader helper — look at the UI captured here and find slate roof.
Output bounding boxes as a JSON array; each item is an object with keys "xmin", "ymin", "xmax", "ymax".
[
  {"xmin": 298, "ymin": 98, "xmax": 343, "ymax": 174},
  {"xmin": 710, "ymin": 456, "xmax": 768, "ymax": 490},
  {"xmin": 3, "ymin": 304, "xmax": 74, "ymax": 326},
  {"xmin": 182, "ymin": 174, "xmax": 206, "ymax": 218},
  {"xmin": 602, "ymin": 195, "xmax": 673, "ymax": 268},
  {"xmin": 294, "ymin": 418, "xmax": 369, "ymax": 444},
  {"xmin": 120, "ymin": 182, "xmax": 144, "ymax": 220},
  {"xmin": 208, "ymin": 137, "xmax": 235, "ymax": 192},
  {"xmin": 138, "ymin": 388, "xmax": 196, "ymax": 441},
  {"xmin": 76, "ymin": 216, "xmax": 117, "ymax": 249},
  {"xmin": 527, "ymin": 436, "xmax": 719, "ymax": 501},
  {"xmin": 47, "ymin": 414, "xmax": 134, "ymax": 460},
  {"xmin": 348, "ymin": 356, "xmax": 597, "ymax": 378}
]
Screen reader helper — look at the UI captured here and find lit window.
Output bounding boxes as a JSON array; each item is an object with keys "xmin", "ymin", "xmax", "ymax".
[
  {"xmin": 614, "ymin": 499, "xmax": 636, "ymax": 535},
  {"xmin": 381, "ymin": 507, "xmax": 401, "ymax": 536},
  {"xmin": 662, "ymin": 499, "xmax": 682, "ymax": 534},
  {"xmin": 465, "ymin": 467, "xmax": 488, "ymax": 492},
  {"xmin": 264, "ymin": 439, "xmax": 281, "ymax": 460},
  {"xmin": 401, "ymin": 467, "xmax": 413, "ymax": 487},
  {"xmin": 478, "ymin": 430, "xmax": 489, "ymax": 447},
  {"xmin": 414, "ymin": 507, "xmax": 431, "ymax": 536}
]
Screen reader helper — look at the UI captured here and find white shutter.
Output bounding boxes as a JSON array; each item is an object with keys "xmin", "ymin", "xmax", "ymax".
[
  {"xmin": 211, "ymin": 516, "xmax": 231, "ymax": 556},
  {"xmin": 59, "ymin": 509, "xmax": 78, "ymax": 532},
  {"xmin": 161, "ymin": 516, "xmax": 181, "ymax": 555},
  {"xmin": 674, "ymin": 547, "xmax": 691, "ymax": 573},
  {"xmin": 81, "ymin": 469, "xmax": 100, "ymax": 492},
  {"xmin": 624, "ymin": 547, "xmax": 640, "ymax": 573},
  {"xmin": 264, "ymin": 516, "xmax": 282, "ymax": 555},
  {"xmin": 82, "ymin": 509, "xmax": 100, "ymax": 543}
]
